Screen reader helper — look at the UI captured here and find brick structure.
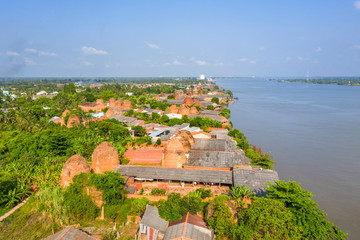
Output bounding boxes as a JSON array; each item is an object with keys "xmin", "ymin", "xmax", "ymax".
[
  {"xmin": 92, "ymin": 141, "xmax": 120, "ymax": 174},
  {"xmin": 109, "ymin": 98, "xmax": 116, "ymax": 107},
  {"xmin": 193, "ymin": 98, "xmax": 202, "ymax": 107},
  {"xmin": 178, "ymin": 104, "xmax": 190, "ymax": 115},
  {"xmin": 114, "ymin": 99, "xmax": 132, "ymax": 110},
  {"xmin": 189, "ymin": 106, "xmax": 198, "ymax": 115},
  {"xmin": 162, "ymin": 130, "xmax": 194, "ymax": 168},
  {"xmin": 67, "ymin": 114, "xmax": 80, "ymax": 128},
  {"xmin": 183, "ymin": 97, "xmax": 194, "ymax": 106},
  {"xmin": 106, "ymin": 108, "xmax": 115, "ymax": 117},
  {"xmin": 169, "ymin": 105, "xmax": 178, "ymax": 114},
  {"xmin": 61, "ymin": 155, "xmax": 91, "ymax": 188}
]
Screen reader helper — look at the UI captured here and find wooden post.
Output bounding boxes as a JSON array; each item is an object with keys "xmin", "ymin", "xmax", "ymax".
[{"xmin": 100, "ymin": 206, "xmax": 104, "ymax": 220}]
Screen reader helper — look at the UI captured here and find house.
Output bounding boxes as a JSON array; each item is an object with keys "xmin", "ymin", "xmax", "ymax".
[
  {"xmin": 115, "ymin": 165, "xmax": 279, "ymax": 194},
  {"xmin": 140, "ymin": 205, "xmax": 214, "ymax": 240},
  {"xmin": 164, "ymin": 213, "xmax": 214, "ymax": 240},
  {"xmin": 140, "ymin": 205, "xmax": 169, "ymax": 240}
]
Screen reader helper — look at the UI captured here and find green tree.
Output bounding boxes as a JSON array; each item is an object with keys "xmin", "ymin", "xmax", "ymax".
[
  {"xmin": 206, "ymin": 105, "xmax": 214, "ymax": 110},
  {"xmin": 167, "ymin": 95, "xmax": 175, "ymax": 100},
  {"xmin": 64, "ymin": 83, "xmax": 76, "ymax": 94},
  {"xmin": 160, "ymin": 114, "xmax": 169, "ymax": 124},
  {"xmin": 133, "ymin": 126, "xmax": 146, "ymax": 137},
  {"xmin": 237, "ymin": 198, "xmax": 302, "ymax": 240},
  {"xmin": 154, "ymin": 138, "xmax": 161, "ymax": 147},
  {"xmin": 211, "ymin": 97, "xmax": 219, "ymax": 104},
  {"xmin": 208, "ymin": 201, "xmax": 233, "ymax": 238},
  {"xmin": 266, "ymin": 181, "xmax": 347, "ymax": 240},
  {"xmin": 229, "ymin": 185, "xmax": 252, "ymax": 207}
]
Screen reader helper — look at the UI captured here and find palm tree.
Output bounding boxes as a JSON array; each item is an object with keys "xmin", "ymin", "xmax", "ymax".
[{"xmin": 229, "ymin": 185, "xmax": 252, "ymax": 207}]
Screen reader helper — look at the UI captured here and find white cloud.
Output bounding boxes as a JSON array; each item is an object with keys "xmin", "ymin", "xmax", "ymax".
[
  {"xmin": 145, "ymin": 42, "xmax": 160, "ymax": 49},
  {"xmin": 25, "ymin": 48, "xmax": 37, "ymax": 53},
  {"xmin": 24, "ymin": 58, "xmax": 36, "ymax": 65},
  {"xmin": 286, "ymin": 57, "xmax": 292, "ymax": 61},
  {"xmin": 7, "ymin": 51, "xmax": 20, "ymax": 56},
  {"xmin": 355, "ymin": 1, "xmax": 360, "ymax": 10},
  {"xmin": 298, "ymin": 57, "xmax": 305, "ymax": 61},
  {"xmin": 195, "ymin": 60, "xmax": 206, "ymax": 66},
  {"xmin": 315, "ymin": 47, "xmax": 322, "ymax": 52},
  {"xmin": 238, "ymin": 58, "xmax": 249, "ymax": 62},
  {"xmin": 81, "ymin": 46, "xmax": 108, "ymax": 55},
  {"xmin": 173, "ymin": 60, "xmax": 183, "ymax": 65},
  {"xmin": 259, "ymin": 46, "xmax": 265, "ymax": 51},
  {"xmin": 25, "ymin": 48, "xmax": 57, "ymax": 56},
  {"xmin": 83, "ymin": 61, "xmax": 94, "ymax": 66},
  {"xmin": 249, "ymin": 60, "xmax": 256, "ymax": 64},
  {"xmin": 163, "ymin": 62, "xmax": 171, "ymax": 66},
  {"xmin": 353, "ymin": 45, "xmax": 360, "ymax": 49}
]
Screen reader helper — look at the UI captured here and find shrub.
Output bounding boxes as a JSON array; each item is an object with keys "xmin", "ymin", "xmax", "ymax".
[
  {"xmin": 194, "ymin": 188, "xmax": 212, "ymax": 199},
  {"xmin": 150, "ymin": 188, "xmax": 166, "ymax": 196}
]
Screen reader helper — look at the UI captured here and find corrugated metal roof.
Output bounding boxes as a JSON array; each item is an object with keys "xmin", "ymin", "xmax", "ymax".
[
  {"xmin": 164, "ymin": 214, "xmax": 213, "ymax": 240},
  {"xmin": 149, "ymin": 129, "xmax": 165, "ymax": 137},
  {"xmin": 233, "ymin": 168, "xmax": 280, "ymax": 195},
  {"xmin": 115, "ymin": 166, "xmax": 233, "ymax": 184},
  {"xmin": 43, "ymin": 226, "xmax": 97, "ymax": 240},
  {"xmin": 186, "ymin": 151, "xmax": 248, "ymax": 168},
  {"xmin": 191, "ymin": 138, "xmax": 240, "ymax": 152},
  {"xmin": 141, "ymin": 205, "xmax": 169, "ymax": 234}
]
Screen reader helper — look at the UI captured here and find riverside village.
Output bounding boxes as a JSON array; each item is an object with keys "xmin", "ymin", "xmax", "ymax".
[{"xmin": 0, "ymin": 77, "xmax": 346, "ymax": 240}]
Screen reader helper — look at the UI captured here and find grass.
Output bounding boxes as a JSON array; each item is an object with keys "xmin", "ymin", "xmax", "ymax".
[{"xmin": 0, "ymin": 197, "xmax": 61, "ymax": 240}]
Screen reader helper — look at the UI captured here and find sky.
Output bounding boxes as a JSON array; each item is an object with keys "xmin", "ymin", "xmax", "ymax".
[{"xmin": 0, "ymin": 0, "xmax": 360, "ymax": 77}]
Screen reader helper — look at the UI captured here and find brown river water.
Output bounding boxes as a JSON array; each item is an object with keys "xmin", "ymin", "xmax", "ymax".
[{"xmin": 217, "ymin": 77, "xmax": 360, "ymax": 239}]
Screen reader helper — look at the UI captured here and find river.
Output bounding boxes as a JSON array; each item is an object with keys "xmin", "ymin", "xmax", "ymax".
[{"xmin": 216, "ymin": 77, "xmax": 360, "ymax": 239}]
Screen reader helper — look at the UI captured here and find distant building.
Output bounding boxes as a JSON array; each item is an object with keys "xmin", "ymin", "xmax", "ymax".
[
  {"xmin": 2, "ymin": 91, "xmax": 9, "ymax": 96},
  {"xmin": 36, "ymin": 90, "xmax": 47, "ymax": 96},
  {"xmin": 199, "ymin": 74, "xmax": 206, "ymax": 80}
]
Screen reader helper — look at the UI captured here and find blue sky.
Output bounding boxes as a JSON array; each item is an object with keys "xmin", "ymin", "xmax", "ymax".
[{"xmin": 1, "ymin": 0, "xmax": 360, "ymax": 77}]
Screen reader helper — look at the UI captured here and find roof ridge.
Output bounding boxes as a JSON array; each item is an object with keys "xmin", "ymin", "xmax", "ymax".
[{"xmin": 181, "ymin": 212, "xmax": 189, "ymax": 238}]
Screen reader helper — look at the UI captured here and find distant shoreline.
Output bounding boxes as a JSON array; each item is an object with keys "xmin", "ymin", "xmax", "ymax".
[{"xmin": 270, "ymin": 78, "xmax": 360, "ymax": 86}]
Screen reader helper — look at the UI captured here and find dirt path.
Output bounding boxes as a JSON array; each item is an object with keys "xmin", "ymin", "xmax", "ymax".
[{"xmin": 0, "ymin": 197, "xmax": 30, "ymax": 222}]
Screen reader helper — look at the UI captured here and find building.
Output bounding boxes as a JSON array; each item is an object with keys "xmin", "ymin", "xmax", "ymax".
[
  {"xmin": 198, "ymin": 74, "xmax": 206, "ymax": 80},
  {"xmin": 164, "ymin": 213, "xmax": 214, "ymax": 240},
  {"xmin": 140, "ymin": 205, "xmax": 169, "ymax": 240},
  {"xmin": 140, "ymin": 205, "xmax": 214, "ymax": 240}
]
